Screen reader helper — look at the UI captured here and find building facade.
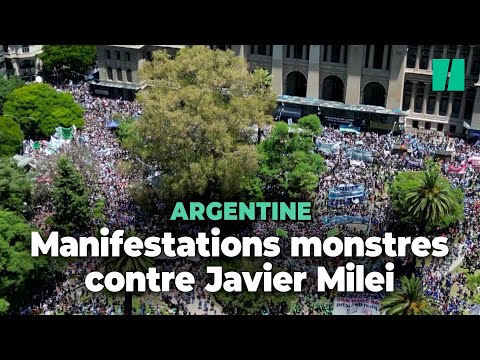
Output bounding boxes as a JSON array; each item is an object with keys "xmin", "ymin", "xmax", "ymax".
[
  {"xmin": 2, "ymin": 45, "xmax": 43, "ymax": 80},
  {"xmin": 93, "ymin": 45, "xmax": 184, "ymax": 100},
  {"xmin": 210, "ymin": 45, "xmax": 480, "ymax": 136},
  {"xmin": 0, "ymin": 47, "xmax": 5, "ymax": 77}
]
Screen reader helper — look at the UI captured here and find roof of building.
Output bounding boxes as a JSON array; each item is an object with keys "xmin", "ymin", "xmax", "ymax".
[{"xmin": 277, "ymin": 95, "xmax": 407, "ymax": 116}]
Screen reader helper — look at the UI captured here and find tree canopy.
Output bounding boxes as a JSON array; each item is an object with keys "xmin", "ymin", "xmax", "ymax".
[
  {"xmin": 0, "ymin": 76, "xmax": 25, "ymax": 114},
  {"xmin": 50, "ymin": 157, "xmax": 91, "ymax": 234},
  {"xmin": 381, "ymin": 274, "xmax": 441, "ymax": 315},
  {"xmin": 0, "ymin": 116, "xmax": 24, "ymax": 157},
  {"xmin": 39, "ymin": 45, "xmax": 96, "ymax": 80},
  {"xmin": 258, "ymin": 116, "xmax": 325, "ymax": 199},
  {"xmin": 389, "ymin": 167, "xmax": 463, "ymax": 232},
  {"xmin": 0, "ymin": 210, "xmax": 52, "ymax": 314},
  {"xmin": 3, "ymin": 83, "xmax": 84, "ymax": 139},
  {"xmin": 207, "ymin": 258, "xmax": 296, "ymax": 315},
  {"xmin": 128, "ymin": 46, "xmax": 276, "ymax": 203},
  {"xmin": 0, "ymin": 158, "xmax": 32, "ymax": 215}
]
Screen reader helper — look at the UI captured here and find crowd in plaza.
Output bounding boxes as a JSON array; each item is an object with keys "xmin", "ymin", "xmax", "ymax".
[{"xmin": 18, "ymin": 81, "xmax": 480, "ymax": 315}]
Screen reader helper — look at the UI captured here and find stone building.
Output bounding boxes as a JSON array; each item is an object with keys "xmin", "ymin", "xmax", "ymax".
[
  {"xmin": 210, "ymin": 45, "xmax": 480, "ymax": 136},
  {"xmin": 92, "ymin": 45, "xmax": 184, "ymax": 100},
  {"xmin": 2, "ymin": 45, "xmax": 43, "ymax": 80}
]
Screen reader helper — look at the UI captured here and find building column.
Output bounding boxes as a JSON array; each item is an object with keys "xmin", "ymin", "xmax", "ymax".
[
  {"xmin": 455, "ymin": 45, "xmax": 462, "ymax": 59},
  {"xmin": 410, "ymin": 81, "xmax": 417, "ymax": 111},
  {"xmin": 415, "ymin": 45, "xmax": 422, "ymax": 70},
  {"xmin": 422, "ymin": 84, "xmax": 429, "ymax": 114},
  {"xmin": 271, "ymin": 45, "xmax": 284, "ymax": 95},
  {"xmin": 459, "ymin": 91, "xmax": 468, "ymax": 119},
  {"xmin": 470, "ymin": 85, "xmax": 480, "ymax": 129},
  {"xmin": 232, "ymin": 45, "xmax": 245, "ymax": 58},
  {"xmin": 326, "ymin": 45, "xmax": 332, "ymax": 63},
  {"xmin": 382, "ymin": 45, "xmax": 389, "ymax": 70},
  {"xmin": 368, "ymin": 45, "xmax": 375, "ymax": 68},
  {"xmin": 467, "ymin": 46, "xmax": 474, "ymax": 76},
  {"xmin": 434, "ymin": 92, "xmax": 442, "ymax": 115},
  {"xmin": 340, "ymin": 45, "xmax": 345, "ymax": 64},
  {"xmin": 447, "ymin": 92, "xmax": 454, "ymax": 117},
  {"xmin": 345, "ymin": 45, "xmax": 364, "ymax": 104},
  {"xmin": 307, "ymin": 45, "xmax": 321, "ymax": 98},
  {"xmin": 386, "ymin": 45, "xmax": 407, "ymax": 109},
  {"xmin": 428, "ymin": 45, "xmax": 435, "ymax": 71}
]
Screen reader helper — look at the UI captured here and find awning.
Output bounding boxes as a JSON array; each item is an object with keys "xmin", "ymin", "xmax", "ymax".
[{"xmin": 277, "ymin": 107, "xmax": 302, "ymax": 119}]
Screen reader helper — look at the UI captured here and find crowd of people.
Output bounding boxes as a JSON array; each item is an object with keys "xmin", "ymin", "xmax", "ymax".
[{"xmin": 18, "ymin": 81, "xmax": 480, "ymax": 315}]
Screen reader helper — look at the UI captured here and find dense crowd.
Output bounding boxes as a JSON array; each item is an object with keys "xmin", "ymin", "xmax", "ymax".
[{"xmin": 19, "ymin": 82, "xmax": 480, "ymax": 315}]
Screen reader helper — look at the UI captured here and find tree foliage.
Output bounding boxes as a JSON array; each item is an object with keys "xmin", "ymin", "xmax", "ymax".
[
  {"xmin": 207, "ymin": 258, "xmax": 296, "ymax": 315},
  {"xmin": 258, "ymin": 116, "xmax": 325, "ymax": 199},
  {"xmin": 0, "ymin": 210, "xmax": 52, "ymax": 313},
  {"xmin": 381, "ymin": 274, "xmax": 441, "ymax": 315},
  {"xmin": 128, "ymin": 46, "xmax": 276, "ymax": 202},
  {"xmin": 3, "ymin": 83, "xmax": 84, "ymax": 139},
  {"xmin": 50, "ymin": 157, "xmax": 90, "ymax": 234},
  {"xmin": 389, "ymin": 168, "xmax": 463, "ymax": 232},
  {"xmin": 0, "ymin": 76, "xmax": 25, "ymax": 114},
  {"xmin": 0, "ymin": 116, "xmax": 24, "ymax": 157},
  {"xmin": 0, "ymin": 158, "xmax": 32, "ymax": 215},
  {"xmin": 39, "ymin": 45, "xmax": 96, "ymax": 80}
]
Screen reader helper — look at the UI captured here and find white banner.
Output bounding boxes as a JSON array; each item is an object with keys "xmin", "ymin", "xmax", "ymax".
[{"xmin": 333, "ymin": 297, "xmax": 381, "ymax": 315}]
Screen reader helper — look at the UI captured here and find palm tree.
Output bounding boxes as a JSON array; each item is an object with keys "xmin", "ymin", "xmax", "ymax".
[
  {"xmin": 105, "ymin": 253, "xmax": 154, "ymax": 315},
  {"xmin": 381, "ymin": 274, "xmax": 440, "ymax": 315},
  {"xmin": 404, "ymin": 169, "xmax": 455, "ymax": 233}
]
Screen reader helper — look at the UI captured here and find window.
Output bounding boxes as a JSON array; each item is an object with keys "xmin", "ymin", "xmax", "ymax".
[
  {"xmin": 439, "ymin": 95, "xmax": 449, "ymax": 116},
  {"xmin": 293, "ymin": 45, "xmax": 303, "ymax": 59},
  {"xmin": 427, "ymin": 95, "xmax": 436, "ymax": 114},
  {"xmin": 105, "ymin": 50, "xmax": 111, "ymax": 59},
  {"xmin": 117, "ymin": 68, "xmax": 123, "ymax": 81},
  {"xmin": 344, "ymin": 45, "xmax": 349, "ymax": 64},
  {"xmin": 424, "ymin": 121, "xmax": 431, "ymax": 130},
  {"xmin": 250, "ymin": 45, "xmax": 255, "ymax": 55},
  {"xmin": 412, "ymin": 120, "xmax": 419, "ymax": 129},
  {"xmin": 125, "ymin": 52, "xmax": 131, "ymax": 62},
  {"xmin": 21, "ymin": 45, "xmax": 29, "ymax": 53},
  {"xmin": 331, "ymin": 45, "xmax": 341, "ymax": 63},
  {"xmin": 364, "ymin": 45, "xmax": 370, "ymax": 68},
  {"xmin": 386, "ymin": 45, "xmax": 392, "ymax": 70},
  {"xmin": 449, "ymin": 125, "xmax": 456, "ymax": 133},
  {"xmin": 406, "ymin": 45, "xmax": 417, "ymax": 68},
  {"xmin": 373, "ymin": 45, "xmax": 384, "ymax": 69},
  {"xmin": 287, "ymin": 46, "xmax": 291, "ymax": 58},
  {"xmin": 126, "ymin": 69, "xmax": 132, "ymax": 83},
  {"xmin": 323, "ymin": 46, "xmax": 328, "ymax": 62},
  {"xmin": 437, "ymin": 123, "xmax": 444, "ymax": 131},
  {"xmin": 258, "ymin": 45, "xmax": 267, "ymax": 56},
  {"xmin": 107, "ymin": 67, "xmax": 113, "ymax": 80},
  {"xmin": 115, "ymin": 51, "xmax": 121, "ymax": 60},
  {"xmin": 3, "ymin": 45, "xmax": 8, "ymax": 52},
  {"xmin": 269, "ymin": 45, "xmax": 273, "ymax": 56},
  {"xmin": 146, "ymin": 51, "xmax": 152, "ymax": 61}
]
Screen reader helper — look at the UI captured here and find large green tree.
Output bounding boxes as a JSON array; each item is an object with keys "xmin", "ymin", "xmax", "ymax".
[
  {"xmin": 0, "ymin": 76, "xmax": 25, "ymax": 114},
  {"xmin": 129, "ymin": 46, "xmax": 276, "ymax": 202},
  {"xmin": 50, "ymin": 157, "xmax": 90, "ymax": 234},
  {"xmin": 258, "ymin": 116, "xmax": 325, "ymax": 199},
  {"xmin": 389, "ymin": 168, "xmax": 463, "ymax": 233},
  {"xmin": 104, "ymin": 234, "xmax": 155, "ymax": 316},
  {"xmin": 0, "ymin": 116, "xmax": 24, "ymax": 157},
  {"xmin": 207, "ymin": 258, "xmax": 296, "ymax": 315},
  {"xmin": 39, "ymin": 45, "xmax": 96, "ymax": 80},
  {"xmin": 0, "ymin": 158, "xmax": 32, "ymax": 215},
  {"xmin": 0, "ymin": 210, "xmax": 52, "ymax": 314},
  {"xmin": 3, "ymin": 83, "xmax": 84, "ymax": 139},
  {"xmin": 381, "ymin": 274, "xmax": 440, "ymax": 315}
]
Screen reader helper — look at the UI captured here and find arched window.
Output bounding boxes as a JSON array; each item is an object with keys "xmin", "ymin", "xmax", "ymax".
[
  {"xmin": 363, "ymin": 82, "xmax": 386, "ymax": 107},
  {"xmin": 107, "ymin": 67, "xmax": 113, "ymax": 80},
  {"xmin": 126, "ymin": 69, "xmax": 132, "ymax": 83},
  {"xmin": 286, "ymin": 71, "xmax": 307, "ymax": 97},
  {"xmin": 322, "ymin": 76, "xmax": 344, "ymax": 102},
  {"xmin": 117, "ymin": 68, "xmax": 123, "ymax": 82}
]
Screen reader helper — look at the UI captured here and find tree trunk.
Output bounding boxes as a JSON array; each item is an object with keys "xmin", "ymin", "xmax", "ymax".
[{"xmin": 124, "ymin": 292, "xmax": 133, "ymax": 315}]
